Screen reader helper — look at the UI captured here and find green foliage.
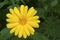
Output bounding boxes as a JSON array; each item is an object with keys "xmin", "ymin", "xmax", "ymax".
[
  {"xmin": 0, "ymin": 0, "xmax": 60, "ymax": 40},
  {"xmin": 0, "ymin": 28, "xmax": 12, "ymax": 40},
  {"xmin": 30, "ymin": 32, "xmax": 49, "ymax": 40}
]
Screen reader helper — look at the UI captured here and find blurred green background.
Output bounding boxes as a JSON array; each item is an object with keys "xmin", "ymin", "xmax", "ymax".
[{"xmin": 0, "ymin": 0, "xmax": 60, "ymax": 40}]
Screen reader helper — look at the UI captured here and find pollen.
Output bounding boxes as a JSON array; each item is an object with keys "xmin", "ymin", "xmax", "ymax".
[{"xmin": 19, "ymin": 17, "xmax": 27, "ymax": 25}]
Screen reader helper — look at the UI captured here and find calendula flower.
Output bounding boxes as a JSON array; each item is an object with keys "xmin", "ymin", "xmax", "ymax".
[{"xmin": 6, "ymin": 5, "xmax": 40, "ymax": 38}]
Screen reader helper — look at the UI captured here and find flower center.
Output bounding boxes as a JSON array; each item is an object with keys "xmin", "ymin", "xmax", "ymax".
[{"xmin": 19, "ymin": 17, "xmax": 27, "ymax": 25}]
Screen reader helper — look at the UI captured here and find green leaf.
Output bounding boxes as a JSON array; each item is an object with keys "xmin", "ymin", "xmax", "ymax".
[
  {"xmin": 50, "ymin": 0, "xmax": 58, "ymax": 7},
  {"xmin": 0, "ymin": 23, "xmax": 1, "ymax": 27},
  {"xmin": 7, "ymin": 5, "xmax": 14, "ymax": 9},
  {"xmin": 37, "ymin": 8, "xmax": 47, "ymax": 19},
  {"xmin": 9, "ymin": 36, "xmax": 21, "ymax": 40},
  {"xmin": 0, "ymin": 0, "xmax": 9, "ymax": 8},
  {"xmin": 20, "ymin": 0, "xmax": 26, "ymax": 4},
  {"xmin": 8, "ymin": 36, "xmax": 24, "ymax": 40},
  {"xmin": 40, "ymin": 14, "xmax": 60, "ymax": 40},
  {"xmin": 0, "ymin": 28, "xmax": 12, "ymax": 40},
  {"xmin": 30, "ymin": 32, "xmax": 49, "ymax": 40},
  {"xmin": 10, "ymin": 0, "xmax": 15, "ymax": 6}
]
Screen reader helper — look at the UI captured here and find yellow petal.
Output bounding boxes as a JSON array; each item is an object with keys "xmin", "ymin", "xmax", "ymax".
[
  {"xmin": 10, "ymin": 27, "xmax": 17, "ymax": 33},
  {"xmin": 6, "ymin": 13, "xmax": 13, "ymax": 18},
  {"xmin": 26, "ymin": 24, "xmax": 35, "ymax": 34},
  {"xmin": 24, "ymin": 25, "xmax": 30, "ymax": 36},
  {"xmin": 33, "ymin": 20, "xmax": 40, "ymax": 23},
  {"xmin": 29, "ymin": 20, "xmax": 40, "ymax": 23},
  {"xmin": 18, "ymin": 26, "xmax": 23, "ymax": 38},
  {"xmin": 28, "ymin": 16, "xmax": 39, "ymax": 20},
  {"xmin": 22, "ymin": 28, "xmax": 27, "ymax": 38},
  {"xmin": 27, "ymin": 7, "xmax": 37, "ymax": 17},
  {"xmin": 6, "ymin": 18, "xmax": 18, "ymax": 23},
  {"xmin": 15, "ymin": 25, "xmax": 20, "ymax": 36},
  {"xmin": 9, "ymin": 8, "xmax": 15, "ymax": 15},
  {"xmin": 24, "ymin": 6, "xmax": 28, "ymax": 15},
  {"xmin": 28, "ymin": 22, "xmax": 39, "ymax": 28},
  {"xmin": 6, "ymin": 13, "xmax": 18, "ymax": 19},
  {"xmin": 31, "ymin": 32, "xmax": 34, "ymax": 35},
  {"xmin": 20, "ymin": 5, "xmax": 25, "ymax": 15},
  {"xmin": 14, "ymin": 7, "xmax": 21, "ymax": 17},
  {"xmin": 6, "ymin": 23, "xmax": 19, "ymax": 28}
]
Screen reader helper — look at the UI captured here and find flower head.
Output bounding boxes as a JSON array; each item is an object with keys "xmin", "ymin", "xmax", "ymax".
[{"xmin": 6, "ymin": 5, "xmax": 40, "ymax": 38}]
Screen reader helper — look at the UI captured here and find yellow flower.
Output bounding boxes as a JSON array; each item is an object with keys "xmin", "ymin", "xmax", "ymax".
[{"xmin": 6, "ymin": 5, "xmax": 40, "ymax": 38}]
